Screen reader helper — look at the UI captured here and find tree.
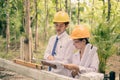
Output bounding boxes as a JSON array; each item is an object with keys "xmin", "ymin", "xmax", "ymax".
[
  {"xmin": 77, "ymin": 0, "xmax": 80, "ymax": 24},
  {"xmin": 65, "ymin": 0, "xmax": 68, "ymax": 12},
  {"xmin": 102, "ymin": 0, "xmax": 105, "ymax": 15},
  {"xmin": 44, "ymin": 0, "xmax": 48, "ymax": 41},
  {"xmin": 69, "ymin": 0, "xmax": 71, "ymax": 22},
  {"xmin": 24, "ymin": 0, "xmax": 32, "ymax": 62},
  {"xmin": 6, "ymin": 0, "xmax": 10, "ymax": 53},
  {"xmin": 34, "ymin": 0, "xmax": 39, "ymax": 51},
  {"xmin": 60, "ymin": 0, "xmax": 62, "ymax": 10},
  {"xmin": 56, "ymin": 0, "xmax": 59, "ymax": 12},
  {"xmin": 107, "ymin": 0, "xmax": 111, "ymax": 21}
]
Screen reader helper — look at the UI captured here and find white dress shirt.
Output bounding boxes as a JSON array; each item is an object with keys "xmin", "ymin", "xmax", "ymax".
[
  {"xmin": 72, "ymin": 43, "xmax": 99, "ymax": 74},
  {"xmin": 44, "ymin": 31, "xmax": 75, "ymax": 76}
]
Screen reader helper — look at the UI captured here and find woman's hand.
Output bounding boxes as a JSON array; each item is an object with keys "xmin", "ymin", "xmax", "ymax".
[
  {"xmin": 71, "ymin": 70, "xmax": 79, "ymax": 78},
  {"xmin": 63, "ymin": 64, "xmax": 79, "ymax": 71}
]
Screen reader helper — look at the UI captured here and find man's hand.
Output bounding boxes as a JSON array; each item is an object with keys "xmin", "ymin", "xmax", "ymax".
[
  {"xmin": 47, "ymin": 55, "xmax": 54, "ymax": 60},
  {"xmin": 63, "ymin": 64, "xmax": 79, "ymax": 71},
  {"xmin": 41, "ymin": 60, "xmax": 57, "ymax": 69}
]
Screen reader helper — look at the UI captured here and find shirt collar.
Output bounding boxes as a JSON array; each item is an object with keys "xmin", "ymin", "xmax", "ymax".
[{"xmin": 57, "ymin": 31, "xmax": 68, "ymax": 39}]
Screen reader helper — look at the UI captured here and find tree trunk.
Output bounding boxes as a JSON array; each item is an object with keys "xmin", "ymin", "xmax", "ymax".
[
  {"xmin": 89, "ymin": 0, "xmax": 95, "ymax": 29},
  {"xmin": 92, "ymin": 0, "xmax": 94, "ymax": 4},
  {"xmin": 34, "ymin": 0, "xmax": 39, "ymax": 51},
  {"xmin": 24, "ymin": 0, "xmax": 32, "ymax": 62},
  {"xmin": 6, "ymin": 13, "xmax": 10, "ymax": 53},
  {"xmin": 6, "ymin": 0, "xmax": 10, "ymax": 53},
  {"xmin": 20, "ymin": 37, "xmax": 24, "ymax": 60},
  {"xmin": 68, "ymin": 0, "xmax": 71, "ymax": 34},
  {"xmin": 44, "ymin": 0, "xmax": 48, "ymax": 42},
  {"xmin": 65, "ymin": 0, "xmax": 68, "ymax": 12},
  {"xmin": 56, "ymin": 0, "xmax": 59, "ymax": 12},
  {"xmin": 107, "ymin": 0, "xmax": 111, "ymax": 21},
  {"xmin": 77, "ymin": 0, "xmax": 80, "ymax": 24},
  {"xmin": 60, "ymin": 0, "xmax": 62, "ymax": 10},
  {"xmin": 69, "ymin": 0, "xmax": 71, "ymax": 22},
  {"xmin": 102, "ymin": 0, "xmax": 105, "ymax": 15}
]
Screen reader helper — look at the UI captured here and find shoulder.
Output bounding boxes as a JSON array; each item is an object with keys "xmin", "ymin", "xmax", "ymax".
[
  {"xmin": 87, "ymin": 44, "xmax": 97, "ymax": 51},
  {"xmin": 49, "ymin": 35, "xmax": 56, "ymax": 41},
  {"xmin": 65, "ymin": 35, "xmax": 73, "ymax": 43}
]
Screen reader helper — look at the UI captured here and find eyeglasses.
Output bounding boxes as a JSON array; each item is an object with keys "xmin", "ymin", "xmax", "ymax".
[{"xmin": 54, "ymin": 23, "xmax": 65, "ymax": 27}]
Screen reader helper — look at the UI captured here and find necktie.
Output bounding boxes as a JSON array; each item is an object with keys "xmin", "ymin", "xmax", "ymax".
[{"xmin": 49, "ymin": 37, "xmax": 58, "ymax": 71}]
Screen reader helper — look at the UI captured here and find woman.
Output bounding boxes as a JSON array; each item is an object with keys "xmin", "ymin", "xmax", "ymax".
[{"xmin": 63, "ymin": 25, "xmax": 99, "ymax": 78}]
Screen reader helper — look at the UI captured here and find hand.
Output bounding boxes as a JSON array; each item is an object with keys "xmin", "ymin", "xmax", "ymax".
[
  {"xmin": 63, "ymin": 64, "xmax": 79, "ymax": 71},
  {"xmin": 41, "ymin": 61, "xmax": 57, "ymax": 69},
  {"xmin": 47, "ymin": 55, "xmax": 54, "ymax": 60},
  {"xmin": 71, "ymin": 70, "xmax": 79, "ymax": 78}
]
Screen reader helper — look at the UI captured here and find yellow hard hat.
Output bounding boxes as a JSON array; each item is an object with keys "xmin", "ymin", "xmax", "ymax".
[
  {"xmin": 53, "ymin": 11, "xmax": 69, "ymax": 22},
  {"xmin": 70, "ymin": 25, "xmax": 90, "ymax": 39}
]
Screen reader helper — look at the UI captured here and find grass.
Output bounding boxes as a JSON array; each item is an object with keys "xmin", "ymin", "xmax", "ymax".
[
  {"xmin": 0, "ymin": 51, "xmax": 19, "ymax": 60},
  {"xmin": 0, "ymin": 37, "xmax": 47, "ymax": 62}
]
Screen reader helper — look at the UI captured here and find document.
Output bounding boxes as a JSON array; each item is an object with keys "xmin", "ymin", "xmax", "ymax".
[{"xmin": 41, "ymin": 60, "xmax": 65, "ymax": 69}]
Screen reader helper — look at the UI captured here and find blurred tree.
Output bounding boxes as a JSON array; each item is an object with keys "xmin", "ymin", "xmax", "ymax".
[
  {"xmin": 56, "ymin": 0, "xmax": 59, "ymax": 12},
  {"xmin": 24, "ymin": 0, "xmax": 32, "ymax": 62},
  {"xmin": 65, "ymin": 0, "xmax": 68, "ymax": 12},
  {"xmin": 6, "ymin": 0, "xmax": 10, "ymax": 53},
  {"xmin": 107, "ymin": 0, "xmax": 111, "ymax": 21},
  {"xmin": 34, "ymin": 0, "xmax": 39, "ymax": 51},
  {"xmin": 44, "ymin": 0, "xmax": 48, "ymax": 41},
  {"xmin": 77, "ymin": 0, "xmax": 80, "ymax": 24}
]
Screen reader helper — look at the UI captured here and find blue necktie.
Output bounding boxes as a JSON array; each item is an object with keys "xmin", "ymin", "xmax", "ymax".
[{"xmin": 49, "ymin": 37, "xmax": 58, "ymax": 71}]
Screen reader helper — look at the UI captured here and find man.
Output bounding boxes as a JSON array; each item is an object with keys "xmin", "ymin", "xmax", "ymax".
[{"xmin": 44, "ymin": 11, "xmax": 75, "ymax": 76}]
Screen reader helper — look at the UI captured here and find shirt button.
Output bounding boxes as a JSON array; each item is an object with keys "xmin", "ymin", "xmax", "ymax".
[{"xmin": 60, "ymin": 46, "xmax": 62, "ymax": 48}]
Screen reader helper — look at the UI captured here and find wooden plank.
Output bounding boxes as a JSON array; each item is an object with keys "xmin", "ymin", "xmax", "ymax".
[
  {"xmin": 0, "ymin": 58, "xmax": 45, "ymax": 80},
  {"xmin": 13, "ymin": 59, "xmax": 42, "ymax": 69}
]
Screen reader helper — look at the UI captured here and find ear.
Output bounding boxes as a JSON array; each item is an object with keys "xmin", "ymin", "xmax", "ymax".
[{"xmin": 65, "ymin": 23, "xmax": 69, "ymax": 27}]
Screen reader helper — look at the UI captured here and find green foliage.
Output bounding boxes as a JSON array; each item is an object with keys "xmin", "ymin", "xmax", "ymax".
[
  {"xmin": 90, "ymin": 16, "xmax": 120, "ymax": 73},
  {"xmin": 0, "ymin": 51, "xmax": 19, "ymax": 60}
]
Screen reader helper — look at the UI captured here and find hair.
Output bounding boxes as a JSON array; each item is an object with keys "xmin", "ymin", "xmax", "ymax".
[
  {"xmin": 64, "ymin": 22, "xmax": 69, "ymax": 26},
  {"xmin": 78, "ymin": 38, "xmax": 89, "ymax": 44},
  {"xmin": 53, "ymin": 22, "xmax": 69, "ymax": 26}
]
